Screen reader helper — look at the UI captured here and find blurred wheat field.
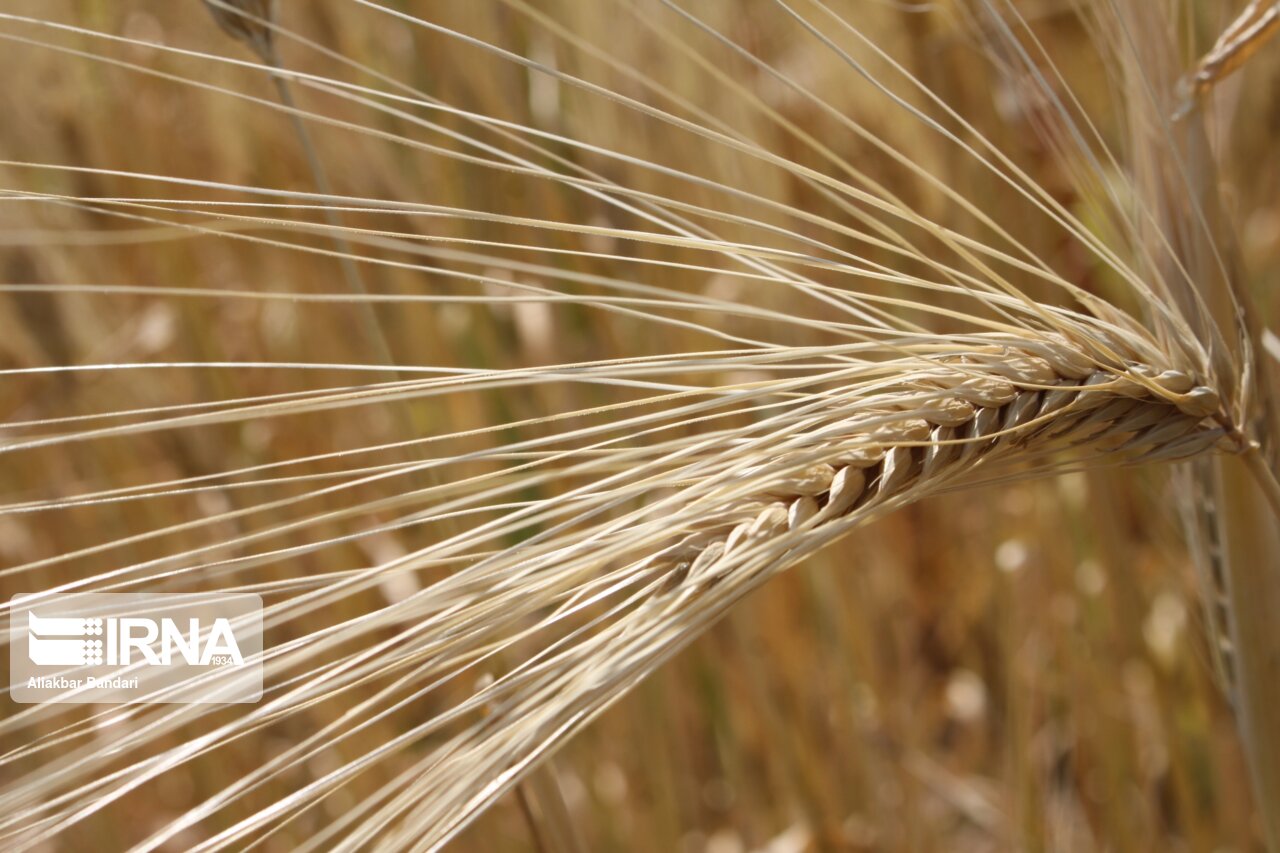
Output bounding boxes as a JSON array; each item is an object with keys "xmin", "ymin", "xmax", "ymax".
[{"xmin": 0, "ymin": 1, "xmax": 1278, "ymax": 850}]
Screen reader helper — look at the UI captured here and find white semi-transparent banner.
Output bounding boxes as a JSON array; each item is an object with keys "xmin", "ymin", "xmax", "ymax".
[{"xmin": 10, "ymin": 592, "xmax": 263, "ymax": 704}]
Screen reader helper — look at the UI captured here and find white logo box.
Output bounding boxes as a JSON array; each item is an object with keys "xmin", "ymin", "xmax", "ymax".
[{"xmin": 10, "ymin": 592, "xmax": 262, "ymax": 704}]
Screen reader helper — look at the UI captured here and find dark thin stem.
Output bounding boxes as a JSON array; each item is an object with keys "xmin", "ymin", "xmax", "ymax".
[{"xmin": 265, "ymin": 52, "xmax": 403, "ymax": 379}]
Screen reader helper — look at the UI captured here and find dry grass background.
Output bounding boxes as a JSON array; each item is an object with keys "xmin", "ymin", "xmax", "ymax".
[{"xmin": 0, "ymin": 1, "xmax": 1277, "ymax": 850}]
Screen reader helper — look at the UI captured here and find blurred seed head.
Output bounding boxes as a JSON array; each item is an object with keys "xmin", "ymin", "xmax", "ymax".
[
  {"xmin": 994, "ymin": 538, "xmax": 1029, "ymax": 574},
  {"xmin": 944, "ymin": 669, "xmax": 988, "ymax": 724},
  {"xmin": 1143, "ymin": 592, "xmax": 1188, "ymax": 667},
  {"xmin": 202, "ymin": 0, "xmax": 278, "ymax": 63}
]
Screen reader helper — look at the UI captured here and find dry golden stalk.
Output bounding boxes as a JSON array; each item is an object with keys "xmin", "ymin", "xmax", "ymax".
[{"xmin": 1215, "ymin": 454, "xmax": 1280, "ymax": 852}]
